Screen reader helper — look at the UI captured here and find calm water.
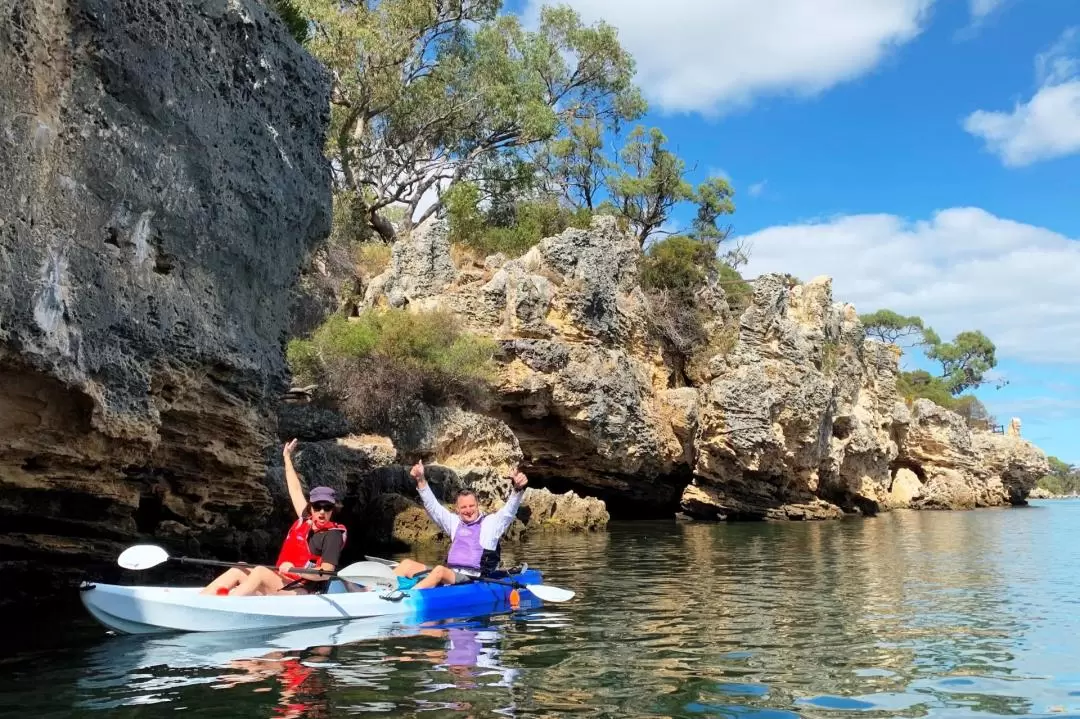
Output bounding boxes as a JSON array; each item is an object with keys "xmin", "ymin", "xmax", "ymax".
[{"xmin": 3, "ymin": 501, "xmax": 1080, "ymax": 718}]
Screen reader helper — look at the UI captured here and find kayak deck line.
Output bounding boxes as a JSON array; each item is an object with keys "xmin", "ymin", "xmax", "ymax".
[{"xmin": 79, "ymin": 567, "xmax": 546, "ymax": 634}]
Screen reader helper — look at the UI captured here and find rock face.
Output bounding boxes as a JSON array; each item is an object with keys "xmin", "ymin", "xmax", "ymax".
[
  {"xmin": 266, "ymin": 402, "xmax": 610, "ymax": 553},
  {"xmin": 368, "ymin": 216, "xmax": 693, "ymax": 516},
  {"xmin": 686, "ymin": 276, "xmax": 903, "ymax": 519},
  {"xmin": 365, "ymin": 217, "xmax": 1051, "ymax": 521},
  {"xmin": 894, "ymin": 400, "xmax": 1049, "ymax": 509},
  {"xmin": 0, "ymin": 0, "xmax": 331, "ymax": 600}
]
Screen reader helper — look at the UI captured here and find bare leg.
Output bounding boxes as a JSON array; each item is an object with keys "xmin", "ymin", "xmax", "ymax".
[
  {"xmin": 200, "ymin": 567, "xmax": 251, "ymax": 595},
  {"xmin": 393, "ymin": 558, "xmax": 429, "ymax": 578},
  {"xmin": 231, "ymin": 565, "xmax": 288, "ymax": 596},
  {"xmin": 413, "ymin": 565, "xmax": 456, "ymax": 590}
]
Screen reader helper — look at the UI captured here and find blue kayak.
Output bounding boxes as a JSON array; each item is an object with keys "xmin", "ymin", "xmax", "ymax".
[{"xmin": 79, "ymin": 568, "xmax": 546, "ymax": 634}]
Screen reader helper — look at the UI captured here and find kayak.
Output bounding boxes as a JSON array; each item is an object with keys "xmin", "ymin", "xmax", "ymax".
[{"xmin": 79, "ymin": 567, "xmax": 544, "ymax": 634}]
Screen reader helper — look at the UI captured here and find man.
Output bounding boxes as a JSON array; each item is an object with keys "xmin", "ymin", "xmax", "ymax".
[{"xmin": 393, "ymin": 459, "xmax": 528, "ymax": 589}]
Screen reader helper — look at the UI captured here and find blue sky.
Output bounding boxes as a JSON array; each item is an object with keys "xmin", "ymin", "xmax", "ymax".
[{"xmin": 522, "ymin": 0, "xmax": 1080, "ymax": 463}]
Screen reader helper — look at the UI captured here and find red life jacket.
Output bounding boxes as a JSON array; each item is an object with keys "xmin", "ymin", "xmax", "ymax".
[{"xmin": 275, "ymin": 517, "xmax": 347, "ymax": 581}]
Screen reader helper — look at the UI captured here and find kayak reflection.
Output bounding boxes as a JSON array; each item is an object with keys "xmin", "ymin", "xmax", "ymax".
[{"xmin": 75, "ymin": 610, "xmax": 541, "ymax": 713}]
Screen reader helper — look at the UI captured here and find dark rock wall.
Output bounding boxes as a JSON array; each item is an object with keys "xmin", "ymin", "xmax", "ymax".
[{"xmin": 0, "ymin": 0, "xmax": 331, "ymax": 604}]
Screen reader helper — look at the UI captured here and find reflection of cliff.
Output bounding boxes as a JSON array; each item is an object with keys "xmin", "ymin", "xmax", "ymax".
[{"xmin": 497, "ymin": 515, "xmax": 1034, "ymax": 717}]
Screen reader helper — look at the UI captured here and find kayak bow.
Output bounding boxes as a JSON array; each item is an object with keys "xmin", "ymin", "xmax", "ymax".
[{"xmin": 79, "ymin": 567, "xmax": 545, "ymax": 634}]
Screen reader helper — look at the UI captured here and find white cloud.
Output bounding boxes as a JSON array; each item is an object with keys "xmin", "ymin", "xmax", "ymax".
[
  {"xmin": 526, "ymin": 0, "xmax": 933, "ymax": 114},
  {"xmin": 963, "ymin": 28, "xmax": 1080, "ymax": 166},
  {"xmin": 739, "ymin": 207, "xmax": 1080, "ymax": 364},
  {"xmin": 747, "ymin": 181, "xmax": 768, "ymax": 198},
  {"xmin": 969, "ymin": 0, "xmax": 1005, "ymax": 20},
  {"xmin": 990, "ymin": 396, "xmax": 1080, "ymax": 422}
]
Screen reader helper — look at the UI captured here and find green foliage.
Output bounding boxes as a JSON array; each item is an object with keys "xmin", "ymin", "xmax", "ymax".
[
  {"xmin": 640, "ymin": 235, "xmax": 718, "ymax": 299},
  {"xmin": 607, "ymin": 126, "xmax": 694, "ymax": 245},
  {"xmin": 355, "ymin": 241, "xmax": 392, "ymax": 279},
  {"xmin": 640, "ymin": 235, "xmax": 751, "ymax": 369},
  {"xmin": 537, "ymin": 115, "xmax": 613, "ymax": 211},
  {"xmin": 309, "ymin": 311, "xmax": 495, "ymax": 380},
  {"xmin": 271, "ymin": 0, "xmax": 309, "ymax": 44},
  {"xmin": 445, "ymin": 181, "xmax": 592, "ymax": 258},
  {"xmin": 718, "ymin": 263, "xmax": 753, "ymax": 313},
  {"xmin": 897, "ymin": 370, "xmax": 957, "ymax": 409},
  {"xmin": 296, "ymin": 0, "xmax": 643, "ymax": 242},
  {"xmin": 897, "ymin": 370, "xmax": 996, "ymax": 428},
  {"xmin": 860, "ymin": 309, "xmax": 927, "ymax": 344},
  {"xmin": 286, "ymin": 338, "xmax": 321, "ymax": 386},
  {"xmin": 863, "ymin": 308, "xmax": 1000, "ymax": 397},
  {"xmin": 925, "ymin": 330, "xmax": 998, "ymax": 395},
  {"xmin": 1038, "ymin": 456, "xmax": 1080, "ymax": 496},
  {"xmin": 691, "ymin": 176, "xmax": 736, "ymax": 244},
  {"xmin": 287, "ymin": 309, "xmax": 497, "ymax": 433},
  {"xmin": 951, "ymin": 394, "xmax": 992, "ymax": 422}
]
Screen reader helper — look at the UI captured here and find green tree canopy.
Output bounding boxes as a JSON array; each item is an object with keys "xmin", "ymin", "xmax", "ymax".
[
  {"xmin": 606, "ymin": 126, "xmax": 694, "ymax": 245},
  {"xmin": 271, "ymin": 0, "xmax": 309, "ymax": 44},
  {"xmin": 926, "ymin": 329, "xmax": 998, "ymax": 395},
  {"xmin": 1038, "ymin": 456, "xmax": 1080, "ymax": 496},
  {"xmin": 295, "ymin": 0, "xmax": 644, "ymax": 242},
  {"xmin": 860, "ymin": 309, "xmax": 928, "ymax": 344}
]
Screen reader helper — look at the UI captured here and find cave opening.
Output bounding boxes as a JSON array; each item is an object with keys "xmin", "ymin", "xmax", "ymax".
[{"xmin": 525, "ymin": 468, "xmax": 692, "ymax": 521}]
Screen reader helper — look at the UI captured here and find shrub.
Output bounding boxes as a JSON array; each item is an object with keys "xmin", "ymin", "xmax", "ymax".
[
  {"xmin": 640, "ymin": 235, "xmax": 716, "ymax": 300},
  {"xmin": 643, "ymin": 288, "xmax": 708, "ymax": 358},
  {"xmin": 445, "ymin": 182, "xmax": 592, "ymax": 259},
  {"xmin": 286, "ymin": 309, "xmax": 497, "ymax": 434},
  {"xmin": 717, "ymin": 263, "xmax": 753, "ymax": 314},
  {"xmin": 355, "ymin": 241, "xmax": 391, "ymax": 279},
  {"xmin": 286, "ymin": 338, "xmax": 320, "ymax": 386},
  {"xmin": 897, "ymin": 370, "xmax": 996, "ymax": 428}
]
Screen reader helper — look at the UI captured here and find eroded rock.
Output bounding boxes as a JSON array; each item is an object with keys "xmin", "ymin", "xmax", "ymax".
[{"xmin": 0, "ymin": 0, "xmax": 331, "ymax": 602}]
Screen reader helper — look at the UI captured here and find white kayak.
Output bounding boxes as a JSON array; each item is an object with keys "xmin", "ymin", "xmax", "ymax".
[{"xmin": 79, "ymin": 567, "xmax": 547, "ymax": 634}]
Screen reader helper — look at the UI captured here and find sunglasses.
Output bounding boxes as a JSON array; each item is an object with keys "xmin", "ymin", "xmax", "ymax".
[{"xmin": 311, "ymin": 502, "xmax": 335, "ymax": 512}]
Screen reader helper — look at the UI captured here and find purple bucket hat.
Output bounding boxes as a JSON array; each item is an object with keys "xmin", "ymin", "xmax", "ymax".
[{"xmin": 309, "ymin": 486, "xmax": 337, "ymax": 505}]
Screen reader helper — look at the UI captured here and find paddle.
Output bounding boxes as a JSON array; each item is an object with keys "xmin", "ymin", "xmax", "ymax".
[
  {"xmin": 363, "ymin": 554, "xmax": 575, "ymax": 602},
  {"xmin": 117, "ymin": 545, "xmax": 398, "ymax": 587}
]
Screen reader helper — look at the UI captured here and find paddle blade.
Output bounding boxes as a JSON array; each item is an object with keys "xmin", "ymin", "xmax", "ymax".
[
  {"xmin": 118, "ymin": 544, "xmax": 169, "ymax": 571},
  {"xmin": 337, "ymin": 561, "xmax": 399, "ymax": 588},
  {"xmin": 526, "ymin": 584, "xmax": 575, "ymax": 602}
]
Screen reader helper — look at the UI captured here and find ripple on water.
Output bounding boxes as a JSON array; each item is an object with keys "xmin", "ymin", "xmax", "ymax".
[{"xmin": 5, "ymin": 504, "xmax": 1080, "ymax": 717}]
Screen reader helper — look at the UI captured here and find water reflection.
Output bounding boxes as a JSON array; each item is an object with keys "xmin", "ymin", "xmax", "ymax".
[{"xmin": 4, "ymin": 501, "xmax": 1080, "ymax": 718}]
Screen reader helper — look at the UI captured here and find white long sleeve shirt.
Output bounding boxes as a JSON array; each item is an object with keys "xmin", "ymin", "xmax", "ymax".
[{"xmin": 417, "ymin": 482, "xmax": 525, "ymax": 550}]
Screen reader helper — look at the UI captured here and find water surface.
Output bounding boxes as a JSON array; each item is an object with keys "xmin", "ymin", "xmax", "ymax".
[{"xmin": 3, "ymin": 500, "xmax": 1080, "ymax": 718}]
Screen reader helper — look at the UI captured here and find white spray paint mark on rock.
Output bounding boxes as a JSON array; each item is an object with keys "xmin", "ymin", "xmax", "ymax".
[
  {"xmin": 265, "ymin": 123, "xmax": 293, "ymax": 169},
  {"xmin": 33, "ymin": 246, "xmax": 72, "ymax": 355},
  {"xmin": 132, "ymin": 209, "xmax": 154, "ymax": 265}
]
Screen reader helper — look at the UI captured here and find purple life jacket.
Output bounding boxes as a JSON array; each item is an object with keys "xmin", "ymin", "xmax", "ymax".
[{"xmin": 446, "ymin": 517, "xmax": 484, "ymax": 569}]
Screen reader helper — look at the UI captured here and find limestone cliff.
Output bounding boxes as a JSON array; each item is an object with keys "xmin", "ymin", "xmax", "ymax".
[
  {"xmin": 267, "ymin": 400, "xmax": 609, "ymax": 550},
  {"xmin": 363, "ymin": 216, "xmax": 1050, "ymax": 521},
  {"xmin": 0, "ymin": 0, "xmax": 331, "ymax": 599}
]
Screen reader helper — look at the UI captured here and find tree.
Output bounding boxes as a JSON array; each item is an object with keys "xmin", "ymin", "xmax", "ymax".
[
  {"xmin": 1038, "ymin": 456, "xmax": 1080, "ymax": 496},
  {"xmin": 690, "ymin": 175, "xmax": 739, "ymax": 264},
  {"xmin": 271, "ymin": 0, "xmax": 309, "ymax": 44},
  {"xmin": 536, "ymin": 114, "xmax": 612, "ymax": 211},
  {"xmin": 295, "ymin": 0, "xmax": 644, "ymax": 242},
  {"xmin": 606, "ymin": 126, "xmax": 694, "ymax": 245},
  {"xmin": 926, "ymin": 330, "xmax": 998, "ymax": 395},
  {"xmin": 860, "ymin": 309, "xmax": 929, "ymax": 345},
  {"xmin": 640, "ymin": 235, "xmax": 718, "ymax": 300}
]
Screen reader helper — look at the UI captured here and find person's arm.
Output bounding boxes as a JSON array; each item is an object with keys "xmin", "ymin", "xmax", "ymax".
[
  {"xmin": 485, "ymin": 469, "xmax": 528, "ymax": 540},
  {"xmin": 283, "ymin": 439, "xmax": 307, "ymax": 519},
  {"xmin": 412, "ymin": 460, "xmax": 459, "ymax": 536}
]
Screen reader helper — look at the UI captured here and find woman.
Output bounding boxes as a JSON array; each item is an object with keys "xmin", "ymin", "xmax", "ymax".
[{"xmin": 200, "ymin": 439, "xmax": 347, "ymax": 596}]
